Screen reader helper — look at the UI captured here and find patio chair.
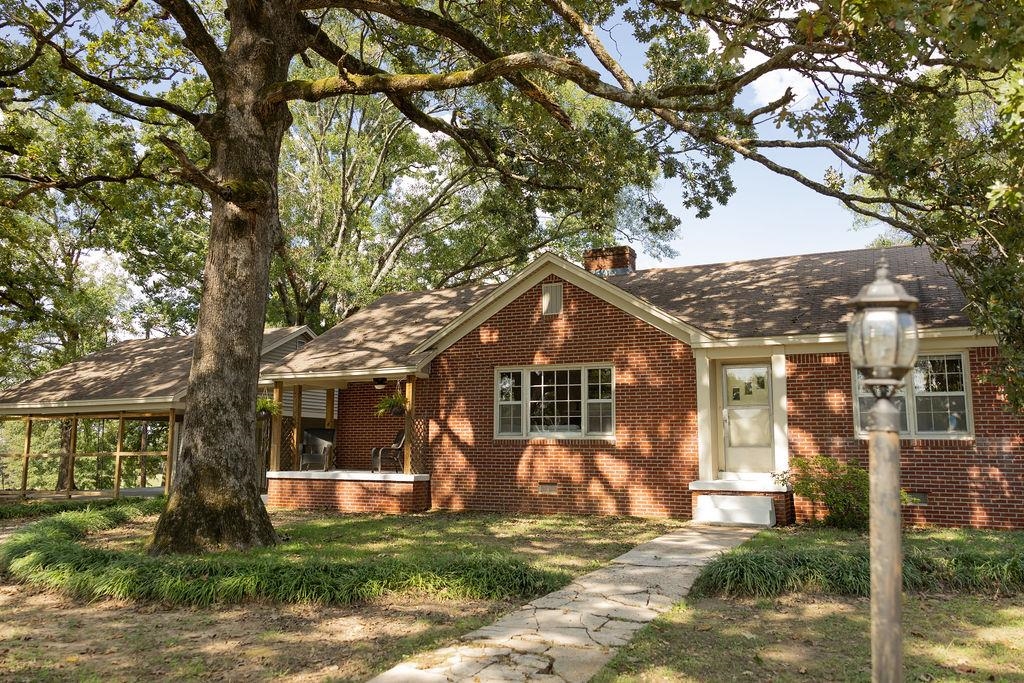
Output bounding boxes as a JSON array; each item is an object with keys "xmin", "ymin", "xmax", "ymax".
[
  {"xmin": 299, "ymin": 443, "xmax": 335, "ymax": 471},
  {"xmin": 371, "ymin": 430, "xmax": 405, "ymax": 472}
]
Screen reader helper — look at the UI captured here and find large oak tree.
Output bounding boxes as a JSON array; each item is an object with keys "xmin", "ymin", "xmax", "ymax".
[{"xmin": 2, "ymin": 0, "xmax": 1021, "ymax": 552}]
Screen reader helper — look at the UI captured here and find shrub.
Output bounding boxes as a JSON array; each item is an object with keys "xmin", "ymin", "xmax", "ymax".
[
  {"xmin": 780, "ymin": 455, "xmax": 870, "ymax": 531},
  {"xmin": 692, "ymin": 544, "xmax": 1024, "ymax": 598}
]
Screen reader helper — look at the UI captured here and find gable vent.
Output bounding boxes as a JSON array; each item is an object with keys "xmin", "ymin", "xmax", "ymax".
[{"xmin": 542, "ymin": 283, "xmax": 563, "ymax": 316}]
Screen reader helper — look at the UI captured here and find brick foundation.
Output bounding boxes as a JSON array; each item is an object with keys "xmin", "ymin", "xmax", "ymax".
[{"xmin": 266, "ymin": 475, "xmax": 430, "ymax": 513}]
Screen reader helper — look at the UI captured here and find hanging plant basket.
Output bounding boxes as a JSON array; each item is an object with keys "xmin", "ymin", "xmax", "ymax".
[{"xmin": 375, "ymin": 392, "xmax": 407, "ymax": 417}]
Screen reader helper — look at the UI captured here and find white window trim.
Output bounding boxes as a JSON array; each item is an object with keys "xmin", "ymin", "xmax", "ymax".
[
  {"xmin": 851, "ymin": 351, "xmax": 974, "ymax": 440},
  {"xmin": 494, "ymin": 363, "xmax": 615, "ymax": 440}
]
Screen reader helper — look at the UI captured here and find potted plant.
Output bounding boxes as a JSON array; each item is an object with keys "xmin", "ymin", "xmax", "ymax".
[{"xmin": 374, "ymin": 392, "xmax": 407, "ymax": 417}]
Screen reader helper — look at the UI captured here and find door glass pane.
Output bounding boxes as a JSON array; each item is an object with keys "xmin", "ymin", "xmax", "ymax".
[
  {"xmin": 725, "ymin": 367, "xmax": 770, "ymax": 406},
  {"xmin": 728, "ymin": 407, "xmax": 772, "ymax": 447}
]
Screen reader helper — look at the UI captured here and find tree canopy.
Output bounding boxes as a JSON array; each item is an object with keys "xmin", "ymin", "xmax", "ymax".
[{"xmin": 2, "ymin": 0, "xmax": 1022, "ymax": 551}]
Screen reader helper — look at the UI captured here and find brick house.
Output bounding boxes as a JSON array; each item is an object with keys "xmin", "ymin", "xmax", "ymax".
[{"xmin": 263, "ymin": 244, "xmax": 1023, "ymax": 528}]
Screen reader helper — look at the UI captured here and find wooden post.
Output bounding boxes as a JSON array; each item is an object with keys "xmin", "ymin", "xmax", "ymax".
[
  {"xmin": 139, "ymin": 421, "xmax": 148, "ymax": 488},
  {"xmin": 164, "ymin": 409, "xmax": 176, "ymax": 495},
  {"xmin": 269, "ymin": 381, "xmax": 283, "ymax": 471},
  {"xmin": 403, "ymin": 377, "xmax": 415, "ymax": 474},
  {"xmin": 20, "ymin": 417, "xmax": 33, "ymax": 497},
  {"xmin": 66, "ymin": 417, "xmax": 77, "ymax": 499},
  {"xmin": 325, "ymin": 388, "xmax": 335, "ymax": 429},
  {"xmin": 292, "ymin": 385, "xmax": 303, "ymax": 470},
  {"xmin": 869, "ymin": 395, "xmax": 904, "ymax": 682},
  {"xmin": 113, "ymin": 413, "xmax": 125, "ymax": 499}
]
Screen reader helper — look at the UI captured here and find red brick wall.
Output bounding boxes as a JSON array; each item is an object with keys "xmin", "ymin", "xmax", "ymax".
[
  {"xmin": 266, "ymin": 477, "xmax": 430, "ymax": 513},
  {"xmin": 335, "ymin": 383, "xmax": 404, "ymax": 469},
  {"xmin": 787, "ymin": 348, "xmax": 1024, "ymax": 529},
  {"xmin": 412, "ymin": 275, "xmax": 698, "ymax": 518}
]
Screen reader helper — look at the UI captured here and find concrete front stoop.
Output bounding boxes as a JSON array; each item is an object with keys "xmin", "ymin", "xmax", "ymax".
[
  {"xmin": 369, "ymin": 525, "xmax": 755, "ymax": 683},
  {"xmin": 693, "ymin": 494, "xmax": 776, "ymax": 526}
]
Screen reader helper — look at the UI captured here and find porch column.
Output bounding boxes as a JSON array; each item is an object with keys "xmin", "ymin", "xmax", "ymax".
[
  {"xmin": 113, "ymin": 412, "xmax": 125, "ymax": 498},
  {"xmin": 770, "ymin": 353, "xmax": 790, "ymax": 474},
  {"xmin": 269, "ymin": 381, "xmax": 283, "ymax": 470},
  {"xmin": 403, "ymin": 376, "xmax": 415, "ymax": 474},
  {"xmin": 164, "ymin": 408, "xmax": 176, "ymax": 495},
  {"xmin": 20, "ymin": 416, "xmax": 33, "ymax": 497},
  {"xmin": 292, "ymin": 384, "xmax": 303, "ymax": 469},
  {"xmin": 693, "ymin": 350, "xmax": 715, "ymax": 481},
  {"xmin": 325, "ymin": 389, "xmax": 335, "ymax": 429},
  {"xmin": 66, "ymin": 417, "xmax": 77, "ymax": 499}
]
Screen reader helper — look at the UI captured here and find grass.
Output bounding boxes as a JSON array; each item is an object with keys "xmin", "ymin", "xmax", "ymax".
[
  {"xmin": 595, "ymin": 594, "xmax": 1024, "ymax": 682},
  {"xmin": 0, "ymin": 504, "xmax": 682, "ymax": 607},
  {"xmin": 0, "ymin": 496, "xmax": 159, "ymax": 521},
  {"xmin": 691, "ymin": 527, "xmax": 1024, "ymax": 598}
]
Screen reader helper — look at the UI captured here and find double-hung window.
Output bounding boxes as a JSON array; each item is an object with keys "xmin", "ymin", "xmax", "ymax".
[
  {"xmin": 854, "ymin": 352, "xmax": 971, "ymax": 437},
  {"xmin": 495, "ymin": 365, "xmax": 614, "ymax": 438}
]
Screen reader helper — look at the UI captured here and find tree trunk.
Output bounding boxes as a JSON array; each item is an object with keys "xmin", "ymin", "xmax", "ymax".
[{"xmin": 149, "ymin": 10, "xmax": 296, "ymax": 554}]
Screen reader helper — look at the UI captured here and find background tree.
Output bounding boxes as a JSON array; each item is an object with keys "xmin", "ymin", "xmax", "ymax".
[{"xmin": 3, "ymin": 0, "xmax": 1022, "ymax": 553}]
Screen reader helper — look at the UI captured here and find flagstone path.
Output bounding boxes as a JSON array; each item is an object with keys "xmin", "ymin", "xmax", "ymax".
[{"xmin": 370, "ymin": 524, "xmax": 756, "ymax": 683}]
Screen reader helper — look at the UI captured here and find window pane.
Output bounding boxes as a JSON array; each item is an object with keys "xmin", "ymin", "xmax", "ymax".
[
  {"xmin": 860, "ymin": 395, "xmax": 909, "ymax": 432},
  {"xmin": 915, "ymin": 395, "xmax": 968, "ymax": 433},
  {"xmin": 499, "ymin": 372, "xmax": 521, "ymax": 402},
  {"xmin": 587, "ymin": 402, "xmax": 613, "ymax": 434},
  {"xmin": 498, "ymin": 404, "xmax": 522, "ymax": 435}
]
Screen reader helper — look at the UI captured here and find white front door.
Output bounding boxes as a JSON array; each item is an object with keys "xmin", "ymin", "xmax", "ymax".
[{"xmin": 721, "ymin": 364, "xmax": 774, "ymax": 474}]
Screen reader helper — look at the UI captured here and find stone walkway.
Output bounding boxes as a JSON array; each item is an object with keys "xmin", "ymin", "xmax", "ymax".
[{"xmin": 371, "ymin": 525, "xmax": 756, "ymax": 683}]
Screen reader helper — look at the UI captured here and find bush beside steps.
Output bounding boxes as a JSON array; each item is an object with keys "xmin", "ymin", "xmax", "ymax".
[{"xmin": 0, "ymin": 501, "xmax": 566, "ymax": 606}]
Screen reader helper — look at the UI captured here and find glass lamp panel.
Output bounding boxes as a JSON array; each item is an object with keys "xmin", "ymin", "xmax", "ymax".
[
  {"xmin": 895, "ymin": 311, "xmax": 919, "ymax": 370},
  {"xmin": 847, "ymin": 313, "xmax": 867, "ymax": 368},
  {"xmin": 861, "ymin": 308, "xmax": 898, "ymax": 370}
]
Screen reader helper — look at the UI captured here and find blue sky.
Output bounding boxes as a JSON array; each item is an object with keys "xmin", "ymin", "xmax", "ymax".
[
  {"xmin": 635, "ymin": 153, "xmax": 886, "ymax": 270},
  {"xmin": 584, "ymin": 14, "xmax": 888, "ymax": 269}
]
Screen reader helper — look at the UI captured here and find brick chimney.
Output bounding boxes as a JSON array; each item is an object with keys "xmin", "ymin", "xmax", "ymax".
[{"xmin": 583, "ymin": 246, "xmax": 637, "ymax": 277}]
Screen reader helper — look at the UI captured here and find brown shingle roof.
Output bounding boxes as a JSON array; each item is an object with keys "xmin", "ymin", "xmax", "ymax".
[
  {"xmin": 606, "ymin": 244, "xmax": 968, "ymax": 337},
  {"xmin": 263, "ymin": 284, "xmax": 496, "ymax": 376},
  {"xmin": 0, "ymin": 327, "xmax": 307, "ymax": 407},
  {"xmin": 264, "ymin": 245, "xmax": 970, "ymax": 377}
]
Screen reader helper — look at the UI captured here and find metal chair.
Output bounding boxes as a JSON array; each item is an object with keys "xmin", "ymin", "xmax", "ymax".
[{"xmin": 371, "ymin": 430, "xmax": 405, "ymax": 472}]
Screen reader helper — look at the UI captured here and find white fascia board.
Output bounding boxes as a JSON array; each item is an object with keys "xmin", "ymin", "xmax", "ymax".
[
  {"xmin": 692, "ymin": 327, "xmax": 988, "ymax": 350},
  {"xmin": 410, "ymin": 253, "xmax": 711, "ymax": 360},
  {"xmin": 0, "ymin": 395, "xmax": 181, "ymax": 416},
  {"xmin": 259, "ymin": 365, "xmax": 426, "ymax": 387},
  {"xmin": 260, "ymin": 325, "xmax": 316, "ymax": 356}
]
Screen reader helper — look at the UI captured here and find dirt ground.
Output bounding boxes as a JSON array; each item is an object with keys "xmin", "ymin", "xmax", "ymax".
[{"xmin": 0, "ymin": 582, "xmax": 506, "ymax": 682}]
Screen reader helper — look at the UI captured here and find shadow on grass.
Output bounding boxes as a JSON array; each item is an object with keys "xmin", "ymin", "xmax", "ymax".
[{"xmin": 595, "ymin": 594, "xmax": 1024, "ymax": 682}]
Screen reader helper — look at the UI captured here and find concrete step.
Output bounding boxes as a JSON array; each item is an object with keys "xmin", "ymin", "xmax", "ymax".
[{"xmin": 693, "ymin": 494, "xmax": 775, "ymax": 527}]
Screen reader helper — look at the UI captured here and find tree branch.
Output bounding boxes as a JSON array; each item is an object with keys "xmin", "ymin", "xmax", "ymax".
[{"xmin": 302, "ymin": 0, "xmax": 574, "ymax": 128}]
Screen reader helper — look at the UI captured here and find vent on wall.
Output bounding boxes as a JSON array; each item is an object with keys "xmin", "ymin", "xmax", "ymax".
[
  {"xmin": 542, "ymin": 283, "xmax": 563, "ymax": 316},
  {"xmin": 537, "ymin": 483, "xmax": 559, "ymax": 495}
]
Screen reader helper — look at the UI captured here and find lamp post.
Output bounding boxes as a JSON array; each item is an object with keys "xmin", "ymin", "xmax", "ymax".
[{"xmin": 847, "ymin": 257, "xmax": 919, "ymax": 683}]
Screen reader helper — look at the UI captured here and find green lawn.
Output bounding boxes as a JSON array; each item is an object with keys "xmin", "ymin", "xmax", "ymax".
[
  {"xmin": 88, "ymin": 507, "xmax": 687, "ymax": 577},
  {"xmin": 595, "ymin": 594, "xmax": 1024, "ymax": 682},
  {"xmin": 0, "ymin": 507, "xmax": 685, "ymax": 681},
  {"xmin": 598, "ymin": 526, "xmax": 1024, "ymax": 682},
  {"xmin": 744, "ymin": 525, "xmax": 1024, "ymax": 556}
]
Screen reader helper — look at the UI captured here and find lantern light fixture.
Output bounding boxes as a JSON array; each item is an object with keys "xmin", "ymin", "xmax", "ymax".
[
  {"xmin": 372, "ymin": 377, "xmax": 387, "ymax": 390},
  {"xmin": 846, "ymin": 257, "xmax": 920, "ymax": 393}
]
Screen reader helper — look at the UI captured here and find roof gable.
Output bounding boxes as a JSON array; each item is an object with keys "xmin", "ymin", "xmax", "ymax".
[{"xmin": 410, "ymin": 253, "xmax": 709, "ymax": 360}]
